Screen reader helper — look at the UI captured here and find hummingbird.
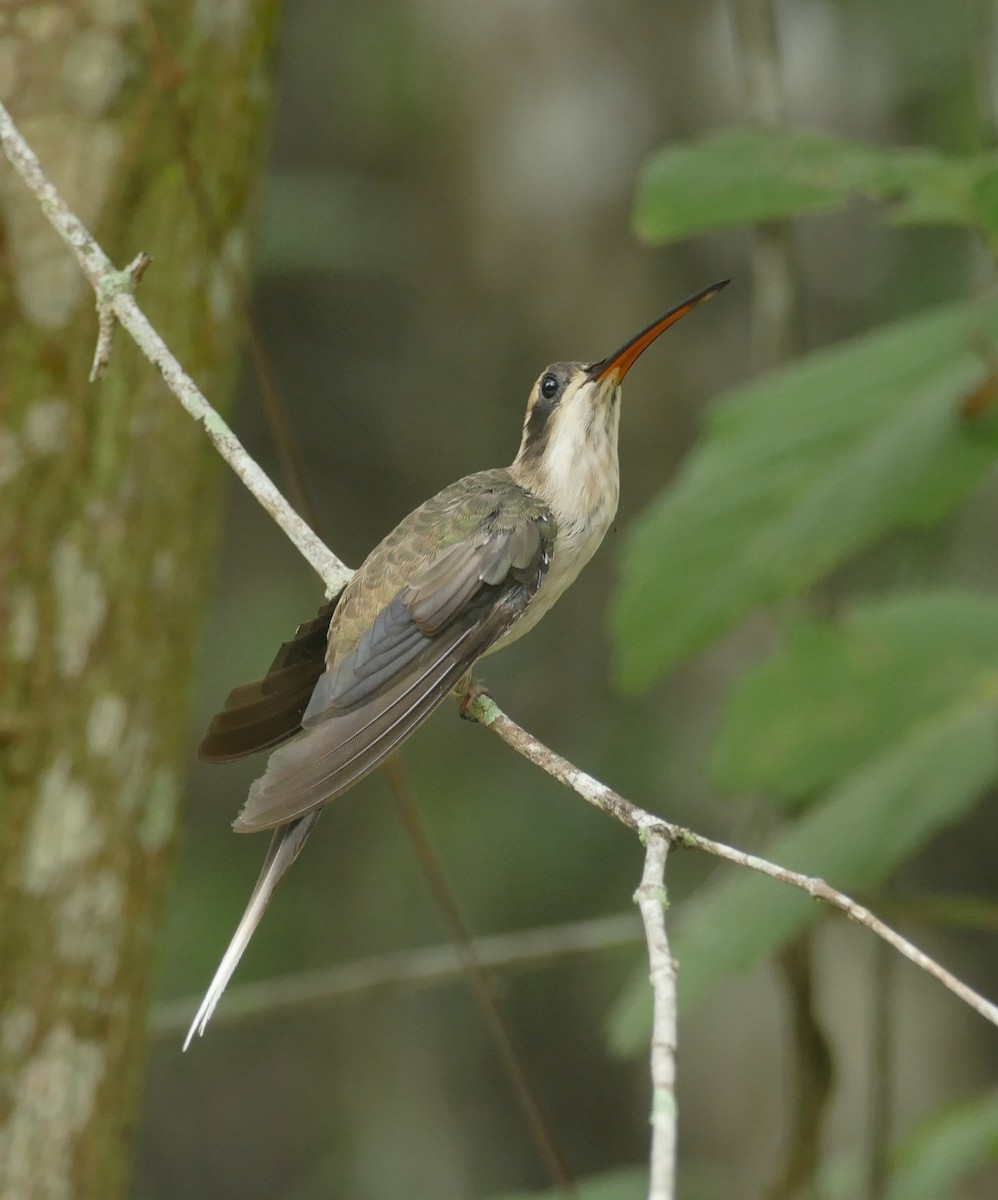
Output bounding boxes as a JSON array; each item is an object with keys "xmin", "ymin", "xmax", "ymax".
[{"xmin": 184, "ymin": 280, "xmax": 728, "ymax": 1048}]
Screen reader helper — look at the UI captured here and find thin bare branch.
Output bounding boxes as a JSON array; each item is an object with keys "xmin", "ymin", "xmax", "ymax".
[
  {"xmin": 149, "ymin": 912, "xmax": 642, "ymax": 1038},
  {"xmin": 0, "ymin": 100, "xmax": 349, "ymax": 595},
  {"xmin": 465, "ymin": 695, "xmax": 998, "ymax": 1030},
  {"xmin": 635, "ymin": 833, "xmax": 678, "ymax": 1200}
]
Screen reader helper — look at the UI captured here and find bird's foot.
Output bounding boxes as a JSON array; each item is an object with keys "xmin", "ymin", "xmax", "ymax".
[{"xmin": 457, "ymin": 674, "xmax": 492, "ymax": 721}]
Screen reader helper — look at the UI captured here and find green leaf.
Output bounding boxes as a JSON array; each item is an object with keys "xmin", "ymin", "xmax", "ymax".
[
  {"xmin": 967, "ymin": 164, "xmax": 998, "ymax": 240},
  {"xmin": 886, "ymin": 1092, "xmax": 998, "ymax": 1200},
  {"xmin": 611, "ymin": 299, "xmax": 998, "ymax": 691},
  {"xmin": 608, "ymin": 696, "xmax": 998, "ymax": 1054},
  {"xmin": 711, "ymin": 592, "xmax": 998, "ymax": 806},
  {"xmin": 886, "ymin": 154, "xmax": 986, "ymax": 231},
  {"xmin": 634, "ymin": 127, "xmax": 998, "ymax": 244},
  {"xmin": 816, "ymin": 1093, "xmax": 998, "ymax": 1200},
  {"xmin": 635, "ymin": 128, "xmax": 891, "ymax": 242}
]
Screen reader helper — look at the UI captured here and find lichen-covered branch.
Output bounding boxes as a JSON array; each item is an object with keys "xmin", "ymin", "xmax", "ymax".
[
  {"xmin": 466, "ymin": 695, "xmax": 998, "ymax": 1030},
  {"xmin": 635, "ymin": 833, "xmax": 678, "ymax": 1200},
  {"xmin": 0, "ymin": 100, "xmax": 349, "ymax": 597}
]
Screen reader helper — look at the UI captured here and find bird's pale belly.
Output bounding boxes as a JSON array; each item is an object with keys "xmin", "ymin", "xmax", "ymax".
[{"xmin": 487, "ymin": 513, "xmax": 613, "ymax": 655}]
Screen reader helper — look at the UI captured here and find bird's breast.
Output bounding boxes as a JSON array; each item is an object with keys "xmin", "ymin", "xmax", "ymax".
[{"xmin": 491, "ymin": 481, "xmax": 618, "ymax": 652}]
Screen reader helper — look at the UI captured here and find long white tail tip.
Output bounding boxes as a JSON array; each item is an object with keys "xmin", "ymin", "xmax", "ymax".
[
  {"xmin": 181, "ymin": 924, "xmax": 256, "ymax": 1051},
  {"xmin": 181, "ymin": 815, "xmax": 318, "ymax": 1051}
]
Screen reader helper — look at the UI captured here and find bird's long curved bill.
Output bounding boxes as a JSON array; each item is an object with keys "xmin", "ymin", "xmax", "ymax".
[{"xmin": 589, "ymin": 279, "xmax": 729, "ymax": 383}]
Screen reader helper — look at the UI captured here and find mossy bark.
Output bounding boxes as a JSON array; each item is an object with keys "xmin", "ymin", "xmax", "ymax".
[{"xmin": 0, "ymin": 4, "xmax": 280, "ymax": 1197}]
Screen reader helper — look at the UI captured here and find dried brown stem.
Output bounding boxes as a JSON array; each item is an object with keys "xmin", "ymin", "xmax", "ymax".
[
  {"xmin": 768, "ymin": 934, "xmax": 834, "ymax": 1200},
  {"xmin": 384, "ymin": 757, "xmax": 576, "ymax": 1197}
]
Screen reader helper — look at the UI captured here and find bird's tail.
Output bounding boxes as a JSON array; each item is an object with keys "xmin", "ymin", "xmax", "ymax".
[{"xmin": 182, "ymin": 812, "xmax": 320, "ymax": 1050}]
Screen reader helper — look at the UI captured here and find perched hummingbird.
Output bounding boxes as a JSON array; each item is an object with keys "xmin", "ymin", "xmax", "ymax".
[{"xmin": 184, "ymin": 280, "xmax": 728, "ymax": 1047}]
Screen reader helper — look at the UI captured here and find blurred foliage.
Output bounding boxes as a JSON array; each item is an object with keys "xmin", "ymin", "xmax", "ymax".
[
  {"xmin": 605, "ymin": 51, "xmax": 998, "ymax": 1199},
  {"xmin": 611, "ymin": 688, "xmax": 997, "ymax": 1044},
  {"xmin": 634, "ymin": 128, "xmax": 998, "ymax": 248},
  {"xmin": 612, "ymin": 300, "xmax": 998, "ymax": 688},
  {"xmin": 711, "ymin": 592, "xmax": 998, "ymax": 805},
  {"xmin": 884, "ymin": 1091, "xmax": 998, "ymax": 1200},
  {"xmin": 817, "ymin": 1091, "xmax": 998, "ymax": 1200}
]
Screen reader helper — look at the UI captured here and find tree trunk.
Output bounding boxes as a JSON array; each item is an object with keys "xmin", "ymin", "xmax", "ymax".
[{"xmin": 0, "ymin": 5, "xmax": 279, "ymax": 1197}]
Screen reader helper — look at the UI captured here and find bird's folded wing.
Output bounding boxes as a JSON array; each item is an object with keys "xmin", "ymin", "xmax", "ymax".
[
  {"xmin": 232, "ymin": 520, "xmax": 551, "ymax": 832},
  {"xmin": 197, "ymin": 597, "xmax": 341, "ymax": 762}
]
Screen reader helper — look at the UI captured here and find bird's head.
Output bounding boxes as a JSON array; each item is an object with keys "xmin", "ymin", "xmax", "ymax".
[{"xmin": 513, "ymin": 281, "xmax": 729, "ymax": 483}]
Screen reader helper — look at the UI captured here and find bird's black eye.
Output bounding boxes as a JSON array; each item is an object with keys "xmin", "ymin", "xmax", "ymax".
[{"xmin": 540, "ymin": 373, "xmax": 559, "ymax": 401}]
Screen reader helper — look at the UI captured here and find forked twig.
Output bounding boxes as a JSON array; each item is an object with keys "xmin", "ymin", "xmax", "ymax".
[{"xmin": 465, "ymin": 695, "xmax": 998, "ymax": 1030}]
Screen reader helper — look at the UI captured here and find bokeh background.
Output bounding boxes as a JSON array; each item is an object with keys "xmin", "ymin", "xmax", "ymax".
[{"xmin": 140, "ymin": 2, "xmax": 997, "ymax": 1197}]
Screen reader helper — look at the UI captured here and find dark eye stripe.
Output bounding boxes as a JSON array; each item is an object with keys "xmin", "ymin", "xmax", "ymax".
[
  {"xmin": 519, "ymin": 364, "xmax": 574, "ymax": 461},
  {"xmin": 523, "ymin": 397, "xmax": 555, "ymax": 450}
]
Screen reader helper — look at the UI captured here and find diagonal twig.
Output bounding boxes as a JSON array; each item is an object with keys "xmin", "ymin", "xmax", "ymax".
[
  {"xmin": 0, "ymin": 101, "xmax": 348, "ymax": 596},
  {"xmin": 384, "ymin": 757, "xmax": 576, "ymax": 1196},
  {"xmin": 464, "ymin": 695, "xmax": 998, "ymax": 1030}
]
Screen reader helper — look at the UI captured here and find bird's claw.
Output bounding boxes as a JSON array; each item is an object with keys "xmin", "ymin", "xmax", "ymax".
[{"xmin": 457, "ymin": 674, "xmax": 492, "ymax": 720}]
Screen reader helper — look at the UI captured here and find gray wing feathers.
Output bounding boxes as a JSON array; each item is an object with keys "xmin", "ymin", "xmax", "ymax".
[
  {"xmin": 233, "ymin": 517, "xmax": 549, "ymax": 834},
  {"xmin": 306, "ymin": 524, "xmax": 545, "ymax": 717},
  {"xmin": 406, "ymin": 540, "xmax": 487, "ymax": 633},
  {"xmin": 235, "ymin": 618, "xmax": 485, "ymax": 832},
  {"xmin": 304, "ymin": 595, "xmax": 431, "ymax": 717},
  {"xmin": 407, "ymin": 525, "xmax": 540, "ymax": 629},
  {"xmin": 479, "ymin": 521, "xmax": 542, "ymax": 583}
]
